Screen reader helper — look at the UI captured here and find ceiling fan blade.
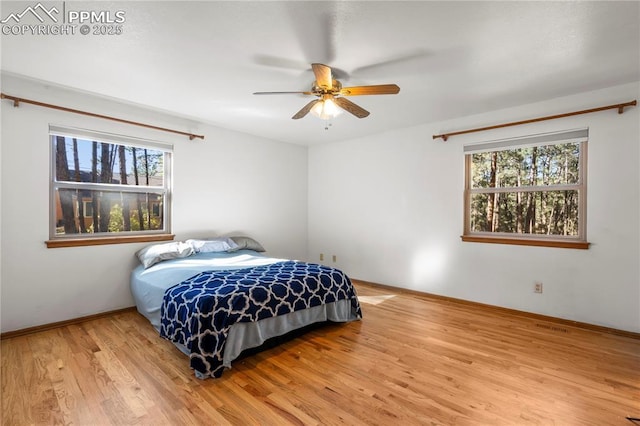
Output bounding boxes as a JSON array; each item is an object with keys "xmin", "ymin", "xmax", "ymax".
[
  {"xmin": 285, "ymin": 4, "xmax": 337, "ymax": 65},
  {"xmin": 312, "ymin": 63, "xmax": 333, "ymax": 90},
  {"xmin": 292, "ymin": 99, "xmax": 321, "ymax": 119},
  {"xmin": 351, "ymin": 49, "xmax": 430, "ymax": 76},
  {"xmin": 334, "ymin": 97, "xmax": 370, "ymax": 118},
  {"xmin": 352, "ymin": 47, "xmax": 469, "ymax": 78},
  {"xmin": 253, "ymin": 54, "xmax": 310, "ymax": 72},
  {"xmin": 339, "ymin": 84, "xmax": 400, "ymax": 96},
  {"xmin": 253, "ymin": 91, "xmax": 314, "ymax": 95}
]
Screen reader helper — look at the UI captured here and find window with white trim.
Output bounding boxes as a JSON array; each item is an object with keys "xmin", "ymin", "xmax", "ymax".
[
  {"xmin": 463, "ymin": 129, "xmax": 588, "ymax": 248},
  {"xmin": 49, "ymin": 125, "xmax": 172, "ymax": 246}
]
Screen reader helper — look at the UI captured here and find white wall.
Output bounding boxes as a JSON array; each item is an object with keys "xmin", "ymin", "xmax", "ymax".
[
  {"xmin": 0, "ymin": 74, "xmax": 308, "ymax": 332},
  {"xmin": 309, "ymin": 82, "xmax": 640, "ymax": 333},
  {"xmin": 2, "ymin": 75, "xmax": 638, "ymax": 334}
]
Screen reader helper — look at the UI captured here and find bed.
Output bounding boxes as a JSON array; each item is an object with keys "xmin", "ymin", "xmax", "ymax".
[{"xmin": 130, "ymin": 238, "xmax": 362, "ymax": 379}]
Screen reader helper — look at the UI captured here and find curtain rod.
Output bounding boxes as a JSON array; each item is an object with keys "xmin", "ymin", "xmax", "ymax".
[
  {"xmin": 433, "ymin": 100, "xmax": 637, "ymax": 141},
  {"xmin": 0, "ymin": 92, "xmax": 205, "ymax": 141}
]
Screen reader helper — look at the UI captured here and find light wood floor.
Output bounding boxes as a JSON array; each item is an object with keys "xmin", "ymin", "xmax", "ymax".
[{"xmin": 2, "ymin": 281, "xmax": 639, "ymax": 425}]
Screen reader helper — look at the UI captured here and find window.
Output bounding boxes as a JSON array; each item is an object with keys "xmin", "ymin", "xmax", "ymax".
[
  {"xmin": 48, "ymin": 125, "xmax": 173, "ymax": 248},
  {"xmin": 82, "ymin": 200, "xmax": 93, "ymax": 217},
  {"xmin": 462, "ymin": 129, "xmax": 589, "ymax": 249}
]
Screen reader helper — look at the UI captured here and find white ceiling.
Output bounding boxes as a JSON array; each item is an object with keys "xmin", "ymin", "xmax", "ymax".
[{"xmin": 1, "ymin": 1, "xmax": 639, "ymax": 145}]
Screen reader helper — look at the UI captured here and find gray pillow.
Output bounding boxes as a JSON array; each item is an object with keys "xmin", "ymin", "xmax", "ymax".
[
  {"xmin": 136, "ymin": 241, "xmax": 195, "ymax": 268},
  {"xmin": 227, "ymin": 236, "xmax": 265, "ymax": 252}
]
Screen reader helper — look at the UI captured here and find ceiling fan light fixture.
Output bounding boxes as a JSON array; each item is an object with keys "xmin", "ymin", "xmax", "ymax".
[{"xmin": 311, "ymin": 97, "xmax": 341, "ymax": 120}]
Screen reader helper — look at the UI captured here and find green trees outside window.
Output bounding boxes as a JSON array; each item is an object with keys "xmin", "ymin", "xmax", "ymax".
[
  {"xmin": 464, "ymin": 129, "xmax": 587, "ymax": 245},
  {"xmin": 50, "ymin": 129, "xmax": 172, "ymax": 240}
]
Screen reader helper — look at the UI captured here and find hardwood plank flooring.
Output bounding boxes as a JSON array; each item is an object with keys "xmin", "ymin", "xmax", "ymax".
[{"xmin": 2, "ymin": 281, "xmax": 639, "ymax": 425}]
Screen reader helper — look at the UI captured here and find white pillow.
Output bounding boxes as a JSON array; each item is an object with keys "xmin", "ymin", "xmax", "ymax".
[
  {"xmin": 186, "ymin": 237, "xmax": 238, "ymax": 253},
  {"xmin": 136, "ymin": 241, "xmax": 195, "ymax": 269}
]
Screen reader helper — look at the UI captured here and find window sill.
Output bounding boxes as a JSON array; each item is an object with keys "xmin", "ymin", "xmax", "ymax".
[
  {"xmin": 461, "ymin": 235, "xmax": 590, "ymax": 249},
  {"xmin": 45, "ymin": 234, "xmax": 175, "ymax": 248}
]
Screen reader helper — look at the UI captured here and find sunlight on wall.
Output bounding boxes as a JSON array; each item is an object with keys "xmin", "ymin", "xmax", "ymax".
[{"xmin": 410, "ymin": 246, "xmax": 448, "ymax": 288}]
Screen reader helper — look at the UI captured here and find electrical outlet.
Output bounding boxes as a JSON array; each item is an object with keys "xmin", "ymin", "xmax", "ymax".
[
  {"xmin": 534, "ymin": 282, "xmax": 543, "ymax": 293},
  {"xmin": 319, "ymin": 253, "xmax": 324, "ymax": 261},
  {"xmin": 332, "ymin": 255, "xmax": 337, "ymax": 262}
]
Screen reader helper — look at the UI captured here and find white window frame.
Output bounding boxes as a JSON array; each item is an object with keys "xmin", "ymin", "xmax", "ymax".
[
  {"xmin": 47, "ymin": 125, "xmax": 174, "ymax": 248},
  {"xmin": 462, "ymin": 129, "xmax": 589, "ymax": 249}
]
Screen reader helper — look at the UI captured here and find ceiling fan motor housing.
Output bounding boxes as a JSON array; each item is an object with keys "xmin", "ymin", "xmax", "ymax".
[{"xmin": 312, "ymin": 79, "xmax": 342, "ymax": 94}]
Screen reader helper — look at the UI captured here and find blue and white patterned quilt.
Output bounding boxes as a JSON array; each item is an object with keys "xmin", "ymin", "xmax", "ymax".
[{"xmin": 160, "ymin": 261, "xmax": 362, "ymax": 378}]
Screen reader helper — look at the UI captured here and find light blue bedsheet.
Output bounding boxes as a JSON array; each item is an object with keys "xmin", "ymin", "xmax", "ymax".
[{"xmin": 131, "ymin": 250, "xmax": 285, "ymax": 330}]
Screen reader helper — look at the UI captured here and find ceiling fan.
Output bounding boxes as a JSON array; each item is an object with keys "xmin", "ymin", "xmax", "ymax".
[{"xmin": 253, "ymin": 63, "xmax": 400, "ymax": 120}]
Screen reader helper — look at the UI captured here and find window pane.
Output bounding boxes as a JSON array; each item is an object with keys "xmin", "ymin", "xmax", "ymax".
[
  {"xmin": 54, "ymin": 188, "xmax": 164, "ymax": 235},
  {"xmin": 471, "ymin": 143, "xmax": 580, "ymax": 189},
  {"xmin": 470, "ymin": 190, "xmax": 579, "ymax": 236},
  {"xmin": 53, "ymin": 136, "xmax": 164, "ymax": 186}
]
